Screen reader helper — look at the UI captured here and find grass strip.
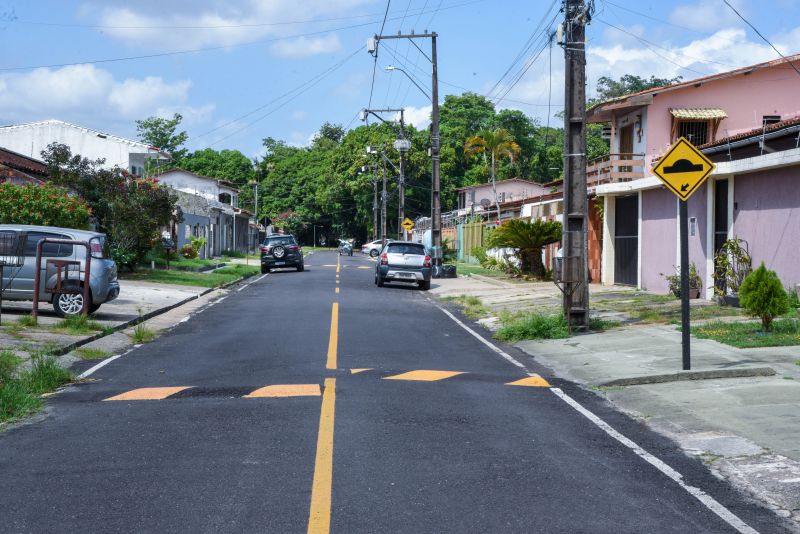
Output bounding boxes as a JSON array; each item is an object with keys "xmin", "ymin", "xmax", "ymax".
[
  {"xmin": 692, "ymin": 318, "xmax": 800, "ymax": 348},
  {"xmin": 120, "ymin": 264, "xmax": 259, "ymax": 288}
]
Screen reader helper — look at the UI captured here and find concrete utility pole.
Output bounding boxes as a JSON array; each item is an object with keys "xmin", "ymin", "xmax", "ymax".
[
  {"xmin": 561, "ymin": 0, "xmax": 592, "ymax": 329},
  {"xmin": 372, "ymin": 32, "xmax": 441, "ymax": 274},
  {"xmin": 373, "ymin": 176, "xmax": 379, "ymax": 241},
  {"xmin": 381, "ymin": 160, "xmax": 388, "ymax": 242}
]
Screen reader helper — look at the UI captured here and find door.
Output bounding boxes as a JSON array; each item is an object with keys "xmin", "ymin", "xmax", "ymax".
[
  {"xmin": 619, "ymin": 124, "xmax": 634, "ymax": 172},
  {"xmin": 614, "ymin": 195, "xmax": 638, "ymax": 286},
  {"xmin": 713, "ymin": 179, "xmax": 729, "ymax": 293}
]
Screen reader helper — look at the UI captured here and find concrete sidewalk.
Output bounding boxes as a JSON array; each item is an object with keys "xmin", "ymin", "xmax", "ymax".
[{"xmin": 433, "ymin": 274, "xmax": 800, "ymax": 523}]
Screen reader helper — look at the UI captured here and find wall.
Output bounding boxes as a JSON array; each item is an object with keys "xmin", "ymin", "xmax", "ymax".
[
  {"xmin": 640, "ymin": 187, "xmax": 678, "ymax": 292},
  {"xmin": 733, "ymin": 166, "xmax": 800, "ymax": 288},
  {"xmin": 643, "ymin": 65, "xmax": 800, "ymax": 168},
  {"xmin": 0, "ymin": 120, "xmax": 155, "ymax": 171}
]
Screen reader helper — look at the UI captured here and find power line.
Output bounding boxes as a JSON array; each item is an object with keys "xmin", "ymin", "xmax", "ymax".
[
  {"xmin": 721, "ymin": 0, "xmax": 800, "ymax": 78},
  {"xmin": 0, "ymin": 0, "xmax": 485, "ymax": 72},
  {"xmin": 600, "ymin": 0, "xmax": 708, "ymax": 35},
  {"xmin": 368, "ymin": 0, "xmax": 393, "ymax": 110}
]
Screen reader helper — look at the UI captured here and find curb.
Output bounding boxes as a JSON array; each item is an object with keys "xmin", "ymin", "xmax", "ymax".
[
  {"xmin": 51, "ymin": 271, "xmax": 258, "ymax": 358},
  {"xmin": 597, "ymin": 366, "xmax": 777, "ymax": 387}
]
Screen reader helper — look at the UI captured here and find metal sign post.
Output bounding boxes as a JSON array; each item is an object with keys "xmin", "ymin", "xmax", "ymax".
[{"xmin": 652, "ymin": 137, "xmax": 716, "ymax": 370}]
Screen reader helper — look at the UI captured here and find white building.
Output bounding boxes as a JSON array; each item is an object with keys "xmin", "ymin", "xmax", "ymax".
[{"xmin": 0, "ymin": 119, "xmax": 169, "ymax": 175}]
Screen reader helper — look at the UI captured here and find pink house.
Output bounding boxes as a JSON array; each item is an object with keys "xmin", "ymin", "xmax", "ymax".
[{"xmin": 587, "ymin": 54, "xmax": 800, "ymax": 295}]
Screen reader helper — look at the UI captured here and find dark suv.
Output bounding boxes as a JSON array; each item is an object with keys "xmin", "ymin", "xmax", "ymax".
[{"xmin": 260, "ymin": 234, "xmax": 304, "ymax": 274}]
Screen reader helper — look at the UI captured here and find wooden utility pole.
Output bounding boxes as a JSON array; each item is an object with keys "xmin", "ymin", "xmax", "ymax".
[{"xmin": 561, "ymin": 0, "xmax": 592, "ymax": 329}]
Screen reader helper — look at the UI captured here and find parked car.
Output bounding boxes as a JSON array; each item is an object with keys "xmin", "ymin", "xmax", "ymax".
[
  {"xmin": 361, "ymin": 239, "xmax": 385, "ymax": 258},
  {"xmin": 0, "ymin": 224, "xmax": 120, "ymax": 317},
  {"xmin": 375, "ymin": 240, "xmax": 432, "ymax": 290},
  {"xmin": 260, "ymin": 234, "xmax": 304, "ymax": 274}
]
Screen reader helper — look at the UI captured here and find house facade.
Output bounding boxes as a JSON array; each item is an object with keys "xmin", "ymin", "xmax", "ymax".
[
  {"xmin": 158, "ymin": 169, "xmax": 250, "ymax": 255},
  {"xmin": 0, "ymin": 147, "xmax": 48, "ymax": 185},
  {"xmin": 0, "ymin": 120, "xmax": 170, "ymax": 175},
  {"xmin": 590, "ymin": 54, "xmax": 800, "ymax": 295}
]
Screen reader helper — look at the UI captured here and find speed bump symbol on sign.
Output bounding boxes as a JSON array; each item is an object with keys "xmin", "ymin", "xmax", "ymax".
[
  {"xmin": 651, "ymin": 137, "xmax": 716, "ymax": 201},
  {"xmin": 402, "ymin": 218, "xmax": 415, "ymax": 231}
]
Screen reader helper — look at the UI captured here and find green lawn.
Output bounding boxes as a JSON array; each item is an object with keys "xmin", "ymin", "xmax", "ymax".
[
  {"xmin": 592, "ymin": 293, "xmax": 743, "ymax": 324},
  {"xmin": 449, "ymin": 262, "xmax": 506, "ymax": 278},
  {"xmin": 121, "ymin": 264, "xmax": 260, "ymax": 288},
  {"xmin": 692, "ymin": 318, "xmax": 800, "ymax": 348}
]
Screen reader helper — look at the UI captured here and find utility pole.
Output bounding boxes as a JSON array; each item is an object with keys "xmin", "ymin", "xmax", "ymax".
[
  {"xmin": 371, "ymin": 32, "xmax": 441, "ymax": 273},
  {"xmin": 373, "ymin": 176, "xmax": 379, "ymax": 241},
  {"xmin": 561, "ymin": 0, "xmax": 592, "ymax": 329},
  {"xmin": 381, "ymin": 160, "xmax": 388, "ymax": 242}
]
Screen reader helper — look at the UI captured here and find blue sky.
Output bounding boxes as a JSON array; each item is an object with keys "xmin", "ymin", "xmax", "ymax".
[{"xmin": 1, "ymin": 0, "xmax": 798, "ymax": 159}]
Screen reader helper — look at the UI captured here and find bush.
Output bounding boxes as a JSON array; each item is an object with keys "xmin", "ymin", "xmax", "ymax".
[
  {"xmin": 0, "ymin": 183, "xmax": 91, "ymax": 228},
  {"xmin": 180, "ymin": 243, "xmax": 198, "ymax": 259},
  {"xmin": 23, "ymin": 356, "xmax": 72, "ymax": 395},
  {"xmin": 739, "ymin": 262, "xmax": 789, "ymax": 331},
  {"xmin": 221, "ymin": 249, "xmax": 246, "ymax": 258},
  {"xmin": 471, "ymin": 246, "xmax": 488, "ymax": 264},
  {"xmin": 495, "ymin": 313, "xmax": 570, "ymax": 342},
  {"xmin": 662, "ymin": 262, "xmax": 702, "ymax": 298}
]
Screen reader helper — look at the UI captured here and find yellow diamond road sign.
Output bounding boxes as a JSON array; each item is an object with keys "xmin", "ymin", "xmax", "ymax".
[
  {"xmin": 402, "ymin": 218, "xmax": 415, "ymax": 231},
  {"xmin": 651, "ymin": 137, "xmax": 716, "ymax": 201}
]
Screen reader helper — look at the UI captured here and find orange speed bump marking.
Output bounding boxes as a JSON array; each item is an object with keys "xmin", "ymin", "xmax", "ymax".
[
  {"xmin": 506, "ymin": 376, "xmax": 551, "ymax": 387},
  {"xmin": 350, "ymin": 368, "xmax": 371, "ymax": 374},
  {"xmin": 104, "ymin": 386, "xmax": 191, "ymax": 401},
  {"xmin": 244, "ymin": 384, "xmax": 321, "ymax": 398},
  {"xmin": 384, "ymin": 370, "xmax": 464, "ymax": 382}
]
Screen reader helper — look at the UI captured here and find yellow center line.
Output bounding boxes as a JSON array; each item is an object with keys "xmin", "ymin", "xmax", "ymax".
[
  {"xmin": 307, "ymin": 377, "xmax": 336, "ymax": 534},
  {"xmin": 326, "ymin": 302, "xmax": 338, "ymax": 370},
  {"xmin": 335, "ymin": 287, "xmax": 340, "ymax": 294},
  {"xmin": 336, "ymin": 256, "xmax": 340, "ymax": 274}
]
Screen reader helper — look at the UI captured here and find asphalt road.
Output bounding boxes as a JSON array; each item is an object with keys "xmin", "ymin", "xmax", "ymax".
[{"xmin": 0, "ymin": 251, "xmax": 792, "ymax": 533}]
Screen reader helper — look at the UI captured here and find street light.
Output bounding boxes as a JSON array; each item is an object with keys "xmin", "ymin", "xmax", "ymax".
[{"xmin": 385, "ymin": 66, "xmax": 431, "ymax": 101}]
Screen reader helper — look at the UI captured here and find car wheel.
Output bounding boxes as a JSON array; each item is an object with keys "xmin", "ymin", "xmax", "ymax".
[
  {"xmin": 369, "ymin": 249, "xmax": 379, "ymax": 258},
  {"xmin": 377, "ymin": 275, "xmax": 385, "ymax": 287},
  {"xmin": 418, "ymin": 280, "xmax": 431, "ymax": 291},
  {"xmin": 261, "ymin": 265, "xmax": 269, "ymax": 274},
  {"xmin": 53, "ymin": 285, "xmax": 88, "ymax": 317},
  {"xmin": 89, "ymin": 303, "xmax": 102, "ymax": 314},
  {"xmin": 297, "ymin": 262, "xmax": 304, "ymax": 272}
]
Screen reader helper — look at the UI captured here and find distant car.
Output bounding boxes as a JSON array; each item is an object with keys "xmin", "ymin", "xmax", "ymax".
[
  {"xmin": 0, "ymin": 224, "xmax": 120, "ymax": 317},
  {"xmin": 361, "ymin": 239, "xmax": 384, "ymax": 258},
  {"xmin": 260, "ymin": 234, "xmax": 304, "ymax": 274},
  {"xmin": 375, "ymin": 240, "xmax": 431, "ymax": 290}
]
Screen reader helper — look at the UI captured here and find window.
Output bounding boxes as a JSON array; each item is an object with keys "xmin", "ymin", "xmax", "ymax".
[
  {"xmin": 24, "ymin": 232, "xmax": 73, "ymax": 257},
  {"xmin": 266, "ymin": 236, "xmax": 295, "ymax": 246},
  {"xmin": 677, "ymin": 121, "xmax": 708, "ymax": 145},
  {"xmin": 386, "ymin": 243, "xmax": 425, "ymax": 255}
]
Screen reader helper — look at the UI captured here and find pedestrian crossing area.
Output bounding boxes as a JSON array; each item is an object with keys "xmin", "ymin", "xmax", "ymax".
[{"xmin": 101, "ymin": 370, "xmax": 550, "ymax": 401}]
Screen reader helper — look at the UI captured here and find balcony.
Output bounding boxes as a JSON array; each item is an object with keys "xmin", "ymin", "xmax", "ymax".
[{"xmin": 586, "ymin": 153, "xmax": 645, "ymax": 186}]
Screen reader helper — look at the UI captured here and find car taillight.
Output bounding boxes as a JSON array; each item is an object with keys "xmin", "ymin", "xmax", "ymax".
[
  {"xmin": 260, "ymin": 245, "xmax": 270, "ymax": 253},
  {"xmin": 380, "ymin": 253, "xmax": 388, "ymax": 265},
  {"xmin": 288, "ymin": 245, "xmax": 299, "ymax": 251},
  {"xmin": 90, "ymin": 242, "xmax": 104, "ymax": 258},
  {"xmin": 423, "ymin": 255, "xmax": 431, "ymax": 267}
]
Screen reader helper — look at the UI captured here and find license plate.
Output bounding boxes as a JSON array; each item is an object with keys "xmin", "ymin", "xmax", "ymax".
[
  {"xmin": 400, "ymin": 272, "xmax": 414, "ymax": 278},
  {"xmin": 274, "ymin": 262, "xmax": 285, "ymax": 266}
]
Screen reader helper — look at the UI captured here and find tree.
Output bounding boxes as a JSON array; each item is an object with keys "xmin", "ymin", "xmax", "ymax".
[
  {"xmin": 135, "ymin": 113, "xmax": 189, "ymax": 161},
  {"xmin": 486, "ymin": 219, "xmax": 562, "ymax": 277},
  {"xmin": 0, "ymin": 183, "xmax": 91, "ymax": 229},
  {"xmin": 41, "ymin": 143, "xmax": 179, "ymax": 268},
  {"xmin": 739, "ymin": 262, "xmax": 790, "ymax": 332},
  {"xmin": 464, "ymin": 128, "xmax": 521, "ymax": 219},
  {"xmin": 315, "ymin": 122, "xmax": 345, "ymax": 145},
  {"xmin": 590, "ymin": 74, "xmax": 683, "ymax": 106}
]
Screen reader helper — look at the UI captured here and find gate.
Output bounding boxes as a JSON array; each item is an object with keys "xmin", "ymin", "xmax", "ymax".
[{"xmin": 614, "ymin": 195, "xmax": 638, "ymax": 286}]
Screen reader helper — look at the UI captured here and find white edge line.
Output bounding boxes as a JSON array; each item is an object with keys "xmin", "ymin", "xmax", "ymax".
[
  {"xmin": 78, "ymin": 353, "xmax": 124, "ymax": 379},
  {"xmin": 550, "ymin": 387, "xmax": 759, "ymax": 534},
  {"xmin": 438, "ymin": 306, "xmax": 529, "ymax": 371},
  {"xmin": 238, "ymin": 272, "xmax": 269, "ymax": 292}
]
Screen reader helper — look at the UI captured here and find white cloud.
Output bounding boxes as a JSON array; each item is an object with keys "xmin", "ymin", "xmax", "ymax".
[
  {"xmin": 400, "ymin": 105, "xmax": 432, "ymax": 129},
  {"xmin": 270, "ymin": 34, "xmax": 342, "ymax": 59},
  {"xmin": 291, "ymin": 110, "xmax": 308, "ymax": 120},
  {"xmin": 668, "ymin": 0, "xmax": 745, "ymax": 33},
  {"xmin": 0, "ymin": 64, "xmax": 211, "ymax": 127},
  {"xmin": 82, "ymin": 0, "xmax": 373, "ymax": 56}
]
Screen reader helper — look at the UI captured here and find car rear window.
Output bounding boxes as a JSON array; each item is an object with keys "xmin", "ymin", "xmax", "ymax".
[
  {"xmin": 266, "ymin": 236, "xmax": 295, "ymax": 246},
  {"xmin": 23, "ymin": 231, "xmax": 74, "ymax": 257},
  {"xmin": 386, "ymin": 243, "xmax": 426, "ymax": 255}
]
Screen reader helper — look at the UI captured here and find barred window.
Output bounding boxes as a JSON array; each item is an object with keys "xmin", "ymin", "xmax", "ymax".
[{"xmin": 677, "ymin": 121, "xmax": 708, "ymax": 145}]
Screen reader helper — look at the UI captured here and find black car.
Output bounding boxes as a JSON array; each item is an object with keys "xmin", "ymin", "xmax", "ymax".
[{"xmin": 260, "ymin": 234, "xmax": 304, "ymax": 274}]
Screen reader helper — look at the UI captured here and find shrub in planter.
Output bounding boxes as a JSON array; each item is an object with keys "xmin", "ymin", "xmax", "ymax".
[
  {"xmin": 662, "ymin": 262, "xmax": 702, "ymax": 298},
  {"xmin": 739, "ymin": 262, "xmax": 789, "ymax": 331},
  {"xmin": 180, "ymin": 243, "xmax": 198, "ymax": 259}
]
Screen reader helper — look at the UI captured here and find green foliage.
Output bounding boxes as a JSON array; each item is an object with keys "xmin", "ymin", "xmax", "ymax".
[
  {"xmin": 662, "ymin": 262, "xmax": 702, "ymax": 298},
  {"xmin": 180, "ymin": 243, "xmax": 198, "ymax": 259},
  {"xmin": 55, "ymin": 314, "xmax": 104, "ymax": 335},
  {"xmin": 0, "ymin": 350, "xmax": 21, "ymax": 384},
  {"xmin": 788, "ymin": 288, "xmax": 800, "ymax": 309},
  {"xmin": 739, "ymin": 262, "xmax": 790, "ymax": 331},
  {"xmin": 712, "ymin": 238, "xmax": 752, "ymax": 296},
  {"xmin": 178, "ymin": 148, "xmax": 256, "ymax": 208},
  {"xmin": 590, "ymin": 74, "xmax": 683, "ymax": 106},
  {"xmin": 17, "ymin": 314, "xmax": 37, "ymax": 328},
  {"xmin": 0, "ymin": 182, "xmax": 91, "ymax": 228},
  {"xmin": 23, "ymin": 356, "xmax": 72, "ymax": 395},
  {"xmin": 131, "ymin": 322, "xmax": 156, "ymax": 344},
  {"xmin": 486, "ymin": 219, "xmax": 562, "ymax": 277},
  {"xmin": 471, "ymin": 246, "xmax": 488, "ymax": 264},
  {"xmin": 74, "ymin": 347, "xmax": 112, "ymax": 360},
  {"xmin": 495, "ymin": 313, "xmax": 570, "ymax": 342},
  {"xmin": 0, "ymin": 381, "xmax": 42, "ymax": 423},
  {"xmin": 135, "ymin": 113, "xmax": 189, "ymax": 161},
  {"xmin": 693, "ymin": 318, "xmax": 800, "ymax": 348},
  {"xmin": 41, "ymin": 143, "xmax": 180, "ymax": 268},
  {"xmin": 190, "ymin": 236, "xmax": 207, "ymax": 252}
]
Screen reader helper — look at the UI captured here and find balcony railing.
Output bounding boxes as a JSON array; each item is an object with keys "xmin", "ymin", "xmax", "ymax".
[{"xmin": 586, "ymin": 153, "xmax": 645, "ymax": 185}]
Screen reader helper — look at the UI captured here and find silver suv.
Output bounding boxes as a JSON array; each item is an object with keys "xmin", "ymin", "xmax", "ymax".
[{"xmin": 0, "ymin": 225, "xmax": 120, "ymax": 316}]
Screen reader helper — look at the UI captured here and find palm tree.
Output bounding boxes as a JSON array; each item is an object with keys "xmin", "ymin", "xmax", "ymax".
[
  {"xmin": 464, "ymin": 128, "xmax": 521, "ymax": 220},
  {"xmin": 486, "ymin": 219, "xmax": 562, "ymax": 277}
]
